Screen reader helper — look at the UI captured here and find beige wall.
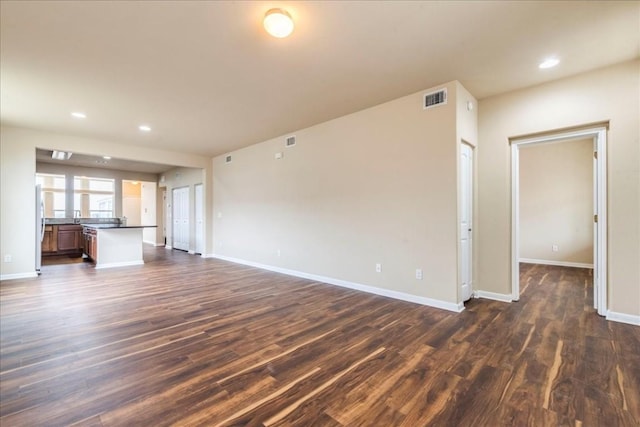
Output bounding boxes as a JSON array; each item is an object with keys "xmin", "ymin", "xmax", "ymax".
[
  {"xmin": 519, "ymin": 138, "xmax": 593, "ymax": 265},
  {"xmin": 0, "ymin": 126, "xmax": 211, "ymax": 278},
  {"xmin": 478, "ymin": 60, "xmax": 640, "ymax": 316},
  {"xmin": 213, "ymin": 81, "xmax": 477, "ymax": 306}
]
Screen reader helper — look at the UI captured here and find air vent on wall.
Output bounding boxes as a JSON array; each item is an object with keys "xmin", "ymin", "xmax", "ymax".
[
  {"xmin": 423, "ymin": 88, "xmax": 447, "ymax": 109},
  {"xmin": 225, "ymin": 155, "xmax": 232, "ymax": 164},
  {"xmin": 285, "ymin": 135, "xmax": 296, "ymax": 147}
]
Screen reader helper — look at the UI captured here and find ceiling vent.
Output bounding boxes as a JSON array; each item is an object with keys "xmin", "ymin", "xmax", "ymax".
[
  {"xmin": 285, "ymin": 135, "xmax": 296, "ymax": 147},
  {"xmin": 423, "ymin": 88, "xmax": 447, "ymax": 109},
  {"xmin": 225, "ymin": 155, "xmax": 232, "ymax": 164}
]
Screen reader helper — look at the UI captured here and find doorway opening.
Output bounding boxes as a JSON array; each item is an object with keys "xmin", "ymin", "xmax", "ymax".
[{"xmin": 510, "ymin": 125, "xmax": 608, "ymax": 315}]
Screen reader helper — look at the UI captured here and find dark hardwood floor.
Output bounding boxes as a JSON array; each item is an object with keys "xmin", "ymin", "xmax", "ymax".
[{"xmin": 1, "ymin": 248, "xmax": 639, "ymax": 426}]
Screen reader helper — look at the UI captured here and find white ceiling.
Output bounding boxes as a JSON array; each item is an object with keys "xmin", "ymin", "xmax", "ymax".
[{"xmin": 2, "ymin": 1, "xmax": 638, "ymax": 158}]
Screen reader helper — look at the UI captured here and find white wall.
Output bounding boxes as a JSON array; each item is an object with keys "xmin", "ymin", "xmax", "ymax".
[
  {"xmin": 213, "ymin": 81, "xmax": 477, "ymax": 308},
  {"xmin": 519, "ymin": 138, "xmax": 593, "ymax": 265},
  {"xmin": 0, "ymin": 126, "xmax": 211, "ymax": 279},
  {"xmin": 478, "ymin": 60, "xmax": 639, "ymax": 316}
]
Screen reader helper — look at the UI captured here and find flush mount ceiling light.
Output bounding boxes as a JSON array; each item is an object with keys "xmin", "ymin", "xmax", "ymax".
[
  {"xmin": 263, "ymin": 8, "xmax": 294, "ymax": 38},
  {"xmin": 539, "ymin": 58, "xmax": 560, "ymax": 69},
  {"xmin": 70, "ymin": 111, "xmax": 86, "ymax": 119},
  {"xmin": 52, "ymin": 150, "xmax": 72, "ymax": 160},
  {"xmin": 138, "ymin": 125, "xmax": 151, "ymax": 132},
  {"xmin": 102, "ymin": 156, "xmax": 111, "ymax": 160}
]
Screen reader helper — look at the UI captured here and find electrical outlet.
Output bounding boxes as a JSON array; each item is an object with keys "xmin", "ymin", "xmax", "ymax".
[
  {"xmin": 4, "ymin": 254, "xmax": 12, "ymax": 262},
  {"xmin": 552, "ymin": 245, "xmax": 559, "ymax": 252},
  {"xmin": 416, "ymin": 269, "xmax": 423, "ymax": 280},
  {"xmin": 375, "ymin": 263, "xmax": 382, "ymax": 273}
]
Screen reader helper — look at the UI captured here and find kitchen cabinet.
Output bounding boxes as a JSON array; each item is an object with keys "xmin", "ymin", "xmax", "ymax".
[
  {"xmin": 58, "ymin": 225, "xmax": 82, "ymax": 251},
  {"xmin": 41, "ymin": 225, "xmax": 57, "ymax": 253},
  {"xmin": 83, "ymin": 227, "xmax": 98, "ymax": 261},
  {"xmin": 42, "ymin": 224, "xmax": 84, "ymax": 256}
]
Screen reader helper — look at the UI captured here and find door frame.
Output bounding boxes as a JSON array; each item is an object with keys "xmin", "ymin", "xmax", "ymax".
[
  {"xmin": 510, "ymin": 124, "xmax": 607, "ymax": 315},
  {"xmin": 194, "ymin": 183, "xmax": 204, "ymax": 255}
]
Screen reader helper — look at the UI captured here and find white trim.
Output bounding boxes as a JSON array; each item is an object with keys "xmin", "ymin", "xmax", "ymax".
[
  {"xmin": 594, "ymin": 128, "xmax": 608, "ymax": 316},
  {"xmin": 474, "ymin": 290, "xmax": 513, "ymax": 302},
  {"xmin": 511, "ymin": 142, "xmax": 520, "ymax": 301},
  {"xmin": 606, "ymin": 311, "xmax": 640, "ymax": 326},
  {"xmin": 0, "ymin": 271, "xmax": 38, "ymax": 281},
  {"xmin": 212, "ymin": 254, "xmax": 464, "ymax": 313},
  {"xmin": 511, "ymin": 125, "xmax": 608, "ymax": 313},
  {"xmin": 188, "ymin": 250, "xmax": 196, "ymax": 255},
  {"xmin": 165, "ymin": 245, "xmax": 173, "ymax": 250},
  {"xmin": 519, "ymin": 258, "xmax": 593, "ymax": 269},
  {"xmin": 144, "ymin": 240, "xmax": 164, "ymax": 247},
  {"xmin": 95, "ymin": 260, "xmax": 144, "ymax": 269}
]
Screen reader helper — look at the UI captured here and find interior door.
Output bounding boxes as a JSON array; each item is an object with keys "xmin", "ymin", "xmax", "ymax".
[
  {"xmin": 172, "ymin": 187, "xmax": 190, "ymax": 251},
  {"xmin": 460, "ymin": 143, "xmax": 473, "ymax": 301},
  {"xmin": 194, "ymin": 184, "xmax": 203, "ymax": 255}
]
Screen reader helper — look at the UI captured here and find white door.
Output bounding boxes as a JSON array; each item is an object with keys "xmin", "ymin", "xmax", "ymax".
[
  {"xmin": 163, "ymin": 190, "xmax": 168, "ymax": 246},
  {"xmin": 194, "ymin": 184, "xmax": 204, "ymax": 255},
  {"xmin": 459, "ymin": 143, "xmax": 473, "ymax": 301},
  {"xmin": 172, "ymin": 187, "xmax": 190, "ymax": 251}
]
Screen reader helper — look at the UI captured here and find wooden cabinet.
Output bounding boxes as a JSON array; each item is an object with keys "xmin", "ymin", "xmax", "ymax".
[
  {"xmin": 42, "ymin": 225, "xmax": 57, "ymax": 253},
  {"xmin": 57, "ymin": 225, "xmax": 83, "ymax": 254},
  {"xmin": 42, "ymin": 224, "xmax": 83, "ymax": 256},
  {"xmin": 83, "ymin": 227, "xmax": 98, "ymax": 261}
]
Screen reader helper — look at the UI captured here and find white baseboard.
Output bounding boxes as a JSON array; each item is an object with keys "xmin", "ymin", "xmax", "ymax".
[
  {"xmin": 165, "ymin": 245, "xmax": 173, "ymax": 250},
  {"xmin": 474, "ymin": 290, "xmax": 513, "ymax": 302},
  {"xmin": 144, "ymin": 241, "xmax": 164, "ymax": 247},
  {"xmin": 95, "ymin": 260, "xmax": 144, "ymax": 269},
  {"xmin": 606, "ymin": 310, "xmax": 640, "ymax": 326},
  {"xmin": 0, "ymin": 271, "xmax": 38, "ymax": 281},
  {"xmin": 211, "ymin": 254, "xmax": 464, "ymax": 313},
  {"xmin": 519, "ymin": 258, "xmax": 593, "ymax": 269}
]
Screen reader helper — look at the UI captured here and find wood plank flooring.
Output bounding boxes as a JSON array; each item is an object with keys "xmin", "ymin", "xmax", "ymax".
[{"xmin": 1, "ymin": 248, "xmax": 639, "ymax": 426}]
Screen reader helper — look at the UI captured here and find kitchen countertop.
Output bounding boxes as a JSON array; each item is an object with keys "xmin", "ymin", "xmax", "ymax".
[{"xmin": 82, "ymin": 224, "xmax": 157, "ymax": 229}]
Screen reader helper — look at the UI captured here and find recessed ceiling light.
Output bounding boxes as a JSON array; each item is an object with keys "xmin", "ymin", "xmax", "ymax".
[
  {"xmin": 52, "ymin": 150, "xmax": 72, "ymax": 160},
  {"xmin": 139, "ymin": 125, "xmax": 151, "ymax": 132},
  {"xmin": 539, "ymin": 58, "xmax": 560, "ymax": 69},
  {"xmin": 71, "ymin": 112, "xmax": 86, "ymax": 119},
  {"xmin": 103, "ymin": 156, "xmax": 111, "ymax": 160},
  {"xmin": 264, "ymin": 8, "xmax": 294, "ymax": 38}
]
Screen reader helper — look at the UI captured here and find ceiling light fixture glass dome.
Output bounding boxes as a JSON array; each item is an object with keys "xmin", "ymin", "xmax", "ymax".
[{"xmin": 264, "ymin": 8, "xmax": 294, "ymax": 38}]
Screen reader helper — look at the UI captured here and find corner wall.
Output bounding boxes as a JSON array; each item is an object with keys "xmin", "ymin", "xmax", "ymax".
[{"xmin": 213, "ymin": 81, "xmax": 476, "ymax": 308}]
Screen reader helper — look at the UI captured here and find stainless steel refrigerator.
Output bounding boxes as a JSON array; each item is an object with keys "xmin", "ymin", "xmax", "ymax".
[{"xmin": 36, "ymin": 184, "xmax": 44, "ymax": 274}]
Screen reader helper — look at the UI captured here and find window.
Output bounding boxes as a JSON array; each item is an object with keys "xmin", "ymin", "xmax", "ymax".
[
  {"xmin": 36, "ymin": 173, "xmax": 66, "ymax": 218},
  {"xmin": 74, "ymin": 176, "xmax": 115, "ymax": 218}
]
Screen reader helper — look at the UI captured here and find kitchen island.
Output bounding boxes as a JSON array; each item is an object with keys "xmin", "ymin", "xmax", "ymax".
[{"xmin": 83, "ymin": 225, "xmax": 157, "ymax": 269}]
